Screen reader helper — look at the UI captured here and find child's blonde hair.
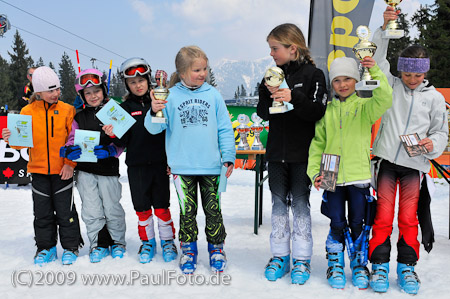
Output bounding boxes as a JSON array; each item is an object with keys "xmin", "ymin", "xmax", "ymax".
[
  {"xmin": 267, "ymin": 23, "xmax": 315, "ymax": 66},
  {"xmin": 29, "ymin": 93, "xmax": 40, "ymax": 104},
  {"xmin": 169, "ymin": 46, "xmax": 209, "ymax": 88}
]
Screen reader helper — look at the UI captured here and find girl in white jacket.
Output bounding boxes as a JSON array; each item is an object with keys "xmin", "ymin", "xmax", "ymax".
[{"xmin": 368, "ymin": 6, "xmax": 448, "ymax": 295}]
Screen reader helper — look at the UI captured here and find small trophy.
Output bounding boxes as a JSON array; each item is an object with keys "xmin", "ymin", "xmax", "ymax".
[
  {"xmin": 382, "ymin": 0, "xmax": 404, "ymax": 39},
  {"xmin": 152, "ymin": 71, "xmax": 169, "ymax": 123},
  {"xmin": 353, "ymin": 26, "xmax": 380, "ymax": 91},
  {"xmin": 236, "ymin": 114, "xmax": 250, "ymax": 150},
  {"xmin": 264, "ymin": 120, "xmax": 269, "ymax": 133},
  {"xmin": 264, "ymin": 67, "xmax": 289, "ymax": 114},
  {"xmin": 251, "ymin": 113, "xmax": 264, "ymax": 150}
]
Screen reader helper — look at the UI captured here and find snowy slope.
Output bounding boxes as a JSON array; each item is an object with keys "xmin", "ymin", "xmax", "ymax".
[{"xmin": 1, "ymin": 155, "xmax": 450, "ymax": 299}]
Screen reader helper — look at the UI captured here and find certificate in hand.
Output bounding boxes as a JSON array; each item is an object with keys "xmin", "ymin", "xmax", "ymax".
[
  {"xmin": 95, "ymin": 100, "xmax": 136, "ymax": 138},
  {"xmin": 7, "ymin": 114, "xmax": 33, "ymax": 147},
  {"xmin": 74, "ymin": 129, "xmax": 100, "ymax": 162}
]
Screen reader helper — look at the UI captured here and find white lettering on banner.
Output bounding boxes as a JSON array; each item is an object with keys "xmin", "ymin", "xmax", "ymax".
[
  {"xmin": 18, "ymin": 169, "xmax": 30, "ymax": 178},
  {"xmin": 0, "ymin": 140, "xmax": 29, "ymax": 162}
]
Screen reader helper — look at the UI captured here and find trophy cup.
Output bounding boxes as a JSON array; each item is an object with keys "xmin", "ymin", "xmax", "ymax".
[
  {"xmin": 152, "ymin": 71, "xmax": 169, "ymax": 123},
  {"xmin": 264, "ymin": 120, "xmax": 269, "ymax": 133},
  {"xmin": 353, "ymin": 26, "xmax": 380, "ymax": 91},
  {"xmin": 382, "ymin": 0, "xmax": 404, "ymax": 39},
  {"xmin": 264, "ymin": 67, "xmax": 289, "ymax": 114},
  {"xmin": 236, "ymin": 114, "xmax": 250, "ymax": 151},
  {"xmin": 250, "ymin": 113, "xmax": 264, "ymax": 150}
]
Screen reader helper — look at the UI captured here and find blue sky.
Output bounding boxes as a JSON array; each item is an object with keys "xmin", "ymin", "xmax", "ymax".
[{"xmin": 0, "ymin": 0, "xmax": 435, "ymax": 75}]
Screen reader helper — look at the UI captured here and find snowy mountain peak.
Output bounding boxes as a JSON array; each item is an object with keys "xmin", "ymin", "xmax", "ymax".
[{"xmin": 212, "ymin": 56, "xmax": 274, "ymax": 99}]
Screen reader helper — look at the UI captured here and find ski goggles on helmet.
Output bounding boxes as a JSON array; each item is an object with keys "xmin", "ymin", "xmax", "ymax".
[
  {"xmin": 76, "ymin": 73, "xmax": 102, "ymax": 87},
  {"xmin": 123, "ymin": 65, "xmax": 150, "ymax": 78}
]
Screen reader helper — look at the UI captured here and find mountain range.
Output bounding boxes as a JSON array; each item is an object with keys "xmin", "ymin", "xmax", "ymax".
[{"xmin": 212, "ymin": 56, "xmax": 275, "ymax": 100}]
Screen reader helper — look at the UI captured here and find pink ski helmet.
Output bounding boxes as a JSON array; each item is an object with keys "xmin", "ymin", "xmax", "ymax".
[{"xmin": 74, "ymin": 69, "xmax": 107, "ymax": 101}]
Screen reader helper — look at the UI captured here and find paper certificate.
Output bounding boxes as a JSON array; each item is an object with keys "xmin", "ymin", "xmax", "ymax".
[
  {"xmin": 95, "ymin": 100, "xmax": 136, "ymax": 138},
  {"xmin": 218, "ymin": 165, "xmax": 228, "ymax": 193},
  {"xmin": 74, "ymin": 129, "xmax": 100, "ymax": 162},
  {"xmin": 319, "ymin": 153, "xmax": 340, "ymax": 192},
  {"xmin": 7, "ymin": 114, "xmax": 33, "ymax": 147},
  {"xmin": 399, "ymin": 133, "xmax": 428, "ymax": 157}
]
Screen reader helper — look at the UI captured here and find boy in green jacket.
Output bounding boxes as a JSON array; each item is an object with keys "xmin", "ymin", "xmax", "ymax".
[{"xmin": 307, "ymin": 56, "xmax": 392, "ymax": 290}]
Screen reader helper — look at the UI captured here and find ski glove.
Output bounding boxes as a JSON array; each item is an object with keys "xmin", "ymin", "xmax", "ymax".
[
  {"xmin": 94, "ymin": 145, "xmax": 117, "ymax": 159},
  {"xmin": 59, "ymin": 145, "xmax": 81, "ymax": 160}
]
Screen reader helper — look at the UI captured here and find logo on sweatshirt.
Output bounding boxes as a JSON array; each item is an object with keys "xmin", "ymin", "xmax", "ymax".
[
  {"xmin": 178, "ymin": 99, "xmax": 210, "ymax": 128},
  {"xmin": 131, "ymin": 111, "xmax": 142, "ymax": 116}
]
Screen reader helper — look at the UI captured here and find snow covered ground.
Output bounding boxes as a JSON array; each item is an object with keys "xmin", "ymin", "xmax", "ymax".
[{"xmin": 1, "ymin": 155, "xmax": 450, "ymax": 299}]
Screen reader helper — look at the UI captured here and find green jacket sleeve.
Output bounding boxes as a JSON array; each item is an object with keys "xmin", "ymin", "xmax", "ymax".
[{"xmin": 362, "ymin": 64, "xmax": 393, "ymax": 124}]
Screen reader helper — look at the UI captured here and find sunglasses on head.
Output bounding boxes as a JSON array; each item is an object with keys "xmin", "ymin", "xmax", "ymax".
[
  {"xmin": 124, "ymin": 65, "xmax": 150, "ymax": 78},
  {"xmin": 77, "ymin": 73, "xmax": 102, "ymax": 87}
]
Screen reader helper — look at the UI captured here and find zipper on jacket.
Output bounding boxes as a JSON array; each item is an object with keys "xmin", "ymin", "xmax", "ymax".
[
  {"xmin": 51, "ymin": 116, "xmax": 54, "ymax": 137},
  {"xmin": 339, "ymin": 103, "xmax": 345, "ymax": 184},
  {"xmin": 394, "ymin": 89, "xmax": 415, "ymax": 163},
  {"xmin": 45, "ymin": 103, "xmax": 51, "ymax": 174}
]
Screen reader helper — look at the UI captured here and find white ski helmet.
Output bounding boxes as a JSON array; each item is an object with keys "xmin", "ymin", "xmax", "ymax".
[
  {"xmin": 119, "ymin": 57, "xmax": 152, "ymax": 91},
  {"xmin": 32, "ymin": 66, "xmax": 61, "ymax": 92}
]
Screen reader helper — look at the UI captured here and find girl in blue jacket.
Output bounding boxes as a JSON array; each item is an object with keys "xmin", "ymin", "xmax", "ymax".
[{"xmin": 144, "ymin": 46, "xmax": 236, "ymax": 274}]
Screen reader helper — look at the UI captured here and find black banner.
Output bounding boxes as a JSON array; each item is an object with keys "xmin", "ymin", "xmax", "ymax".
[
  {"xmin": 0, "ymin": 139, "xmax": 31, "ymax": 184},
  {"xmin": 308, "ymin": 0, "xmax": 375, "ymax": 86}
]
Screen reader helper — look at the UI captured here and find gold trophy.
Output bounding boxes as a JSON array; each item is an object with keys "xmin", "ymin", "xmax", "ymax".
[
  {"xmin": 382, "ymin": 0, "xmax": 404, "ymax": 39},
  {"xmin": 152, "ymin": 71, "xmax": 169, "ymax": 123},
  {"xmin": 353, "ymin": 26, "xmax": 379, "ymax": 91},
  {"xmin": 264, "ymin": 67, "xmax": 289, "ymax": 114}
]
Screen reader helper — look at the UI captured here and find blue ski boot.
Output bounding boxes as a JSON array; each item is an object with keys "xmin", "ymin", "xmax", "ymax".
[
  {"xmin": 397, "ymin": 263, "xmax": 420, "ymax": 294},
  {"xmin": 179, "ymin": 242, "xmax": 198, "ymax": 274},
  {"xmin": 34, "ymin": 246, "xmax": 57, "ymax": 266},
  {"xmin": 326, "ymin": 251, "xmax": 346, "ymax": 289},
  {"xmin": 139, "ymin": 238, "xmax": 156, "ymax": 263},
  {"xmin": 62, "ymin": 249, "xmax": 78, "ymax": 265},
  {"xmin": 111, "ymin": 245, "xmax": 126, "ymax": 259},
  {"xmin": 264, "ymin": 255, "xmax": 290, "ymax": 281},
  {"xmin": 208, "ymin": 243, "xmax": 227, "ymax": 272},
  {"xmin": 350, "ymin": 258, "xmax": 369, "ymax": 289},
  {"xmin": 161, "ymin": 240, "xmax": 178, "ymax": 262},
  {"xmin": 291, "ymin": 259, "xmax": 311, "ymax": 285},
  {"xmin": 90, "ymin": 247, "xmax": 110, "ymax": 263},
  {"xmin": 370, "ymin": 262, "xmax": 389, "ymax": 292}
]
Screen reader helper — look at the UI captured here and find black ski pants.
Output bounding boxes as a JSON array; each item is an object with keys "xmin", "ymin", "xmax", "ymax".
[{"xmin": 32, "ymin": 174, "xmax": 83, "ymax": 250}]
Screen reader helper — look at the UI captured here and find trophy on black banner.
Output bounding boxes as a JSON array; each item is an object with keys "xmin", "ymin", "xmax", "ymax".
[
  {"xmin": 152, "ymin": 71, "xmax": 169, "ymax": 123},
  {"xmin": 264, "ymin": 67, "xmax": 289, "ymax": 114},
  {"xmin": 250, "ymin": 113, "xmax": 264, "ymax": 150},
  {"xmin": 236, "ymin": 114, "xmax": 250, "ymax": 150},
  {"xmin": 382, "ymin": 0, "xmax": 404, "ymax": 39},
  {"xmin": 264, "ymin": 120, "xmax": 269, "ymax": 133},
  {"xmin": 353, "ymin": 26, "xmax": 379, "ymax": 91}
]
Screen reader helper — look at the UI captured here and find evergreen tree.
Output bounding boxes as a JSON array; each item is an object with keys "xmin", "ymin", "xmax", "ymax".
[
  {"xmin": 240, "ymin": 84, "xmax": 247, "ymax": 97},
  {"xmin": 7, "ymin": 30, "xmax": 34, "ymax": 109},
  {"xmin": 0, "ymin": 55, "xmax": 14, "ymax": 109},
  {"xmin": 412, "ymin": 1, "xmax": 450, "ymax": 87},
  {"xmin": 58, "ymin": 52, "xmax": 77, "ymax": 104},
  {"xmin": 234, "ymin": 85, "xmax": 240, "ymax": 99},
  {"xmin": 110, "ymin": 69, "xmax": 126, "ymax": 99},
  {"xmin": 253, "ymin": 82, "xmax": 260, "ymax": 96},
  {"xmin": 36, "ymin": 57, "xmax": 45, "ymax": 67},
  {"xmin": 48, "ymin": 61, "xmax": 56, "ymax": 71},
  {"xmin": 386, "ymin": 11, "xmax": 412, "ymax": 77},
  {"xmin": 207, "ymin": 68, "xmax": 217, "ymax": 87}
]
